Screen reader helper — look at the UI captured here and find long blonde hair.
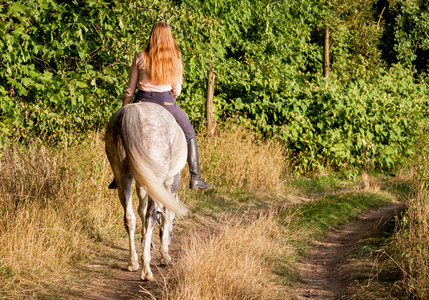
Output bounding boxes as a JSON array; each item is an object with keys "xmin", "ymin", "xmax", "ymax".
[{"xmin": 144, "ymin": 22, "xmax": 182, "ymax": 85}]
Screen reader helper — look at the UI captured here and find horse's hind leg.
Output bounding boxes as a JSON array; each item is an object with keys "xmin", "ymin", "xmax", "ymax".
[
  {"xmin": 117, "ymin": 174, "xmax": 140, "ymax": 272},
  {"xmin": 139, "ymin": 193, "xmax": 157, "ymax": 281},
  {"xmin": 159, "ymin": 205, "xmax": 175, "ymax": 265},
  {"xmin": 136, "ymin": 184, "xmax": 148, "ymax": 238},
  {"xmin": 159, "ymin": 173, "xmax": 180, "ymax": 265}
]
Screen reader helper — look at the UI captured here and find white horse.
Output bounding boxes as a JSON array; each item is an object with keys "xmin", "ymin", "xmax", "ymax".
[{"xmin": 105, "ymin": 102, "xmax": 188, "ymax": 281}]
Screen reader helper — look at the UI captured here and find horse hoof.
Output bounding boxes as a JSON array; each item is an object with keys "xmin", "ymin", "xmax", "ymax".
[
  {"xmin": 127, "ymin": 263, "xmax": 140, "ymax": 272},
  {"xmin": 160, "ymin": 255, "xmax": 172, "ymax": 266},
  {"xmin": 141, "ymin": 273, "xmax": 155, "ymax": 282}
]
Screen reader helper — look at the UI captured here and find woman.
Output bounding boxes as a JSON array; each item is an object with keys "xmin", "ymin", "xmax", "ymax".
[{"xmin": 109, "ymin": 21, "xmax": 211, "ymax": 190}]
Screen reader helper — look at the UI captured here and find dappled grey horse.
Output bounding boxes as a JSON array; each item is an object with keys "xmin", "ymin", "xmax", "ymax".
[{"xmin": 105, "ymin": 102, "xmax": 188, "ymax": 281}]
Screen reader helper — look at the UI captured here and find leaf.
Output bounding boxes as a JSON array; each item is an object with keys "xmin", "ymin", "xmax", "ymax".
[
  {"xmin": 75, "ymin": 81, "xmax": 87, "ymax": 88},
  {"xmin": 42, "ymin": 71, "xmax": 53, "ymax": 82},
  {"xmin": 76, "ymin": 28, "xmax": 83, "ymax": 41},
  {"xmin": 383, "ymin": 146, "xmax": 395, "ymax": 155}
]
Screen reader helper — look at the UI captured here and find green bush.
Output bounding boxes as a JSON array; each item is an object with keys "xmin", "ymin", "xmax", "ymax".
[
  {"xmin": 277, "ymin": 66, "xmax": 428, "ymax": 173},
  {"xmin": 1, "ymin": 0, "xmax": 428, "ymax": 173}
]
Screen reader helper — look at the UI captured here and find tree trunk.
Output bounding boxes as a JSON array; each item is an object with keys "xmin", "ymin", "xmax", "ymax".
[
  {"xmin": 206, "ymin": 70, "xmax": 216, "ymax": 137},
  {"xmin": 323, "ymin": 26, "xmax": 330, "ymax": 88}
]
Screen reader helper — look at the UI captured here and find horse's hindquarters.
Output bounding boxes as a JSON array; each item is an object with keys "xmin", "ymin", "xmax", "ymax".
[{"xmin": 104, "ymin": 102, "xmax": 188, "ymax": 281}]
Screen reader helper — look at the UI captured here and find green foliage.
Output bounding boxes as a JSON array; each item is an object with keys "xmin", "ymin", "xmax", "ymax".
[
  {"xmin": 281, "ymin": 66, "xmax": 428, "ymax": 173},
  {"xmin": 391, "ymin": 0, "xmax": 429, "ymax": 69},
  {"xmin": 0, "ymin": 0, "xmax": 428, "ymax": 173},
  {"xmin": 322, "ymin": 0, "xmax": 384, "ymax": 73},
  {"xmin": 0, "ymin": 0, "xmax": 153, "ymax": 141},
  {"xmin": 380, "ymin": 0, "xmax": 429, "ymax": 73}
]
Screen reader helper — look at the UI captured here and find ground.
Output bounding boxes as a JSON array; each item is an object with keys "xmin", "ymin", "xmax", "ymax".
[
  {"xmin": 70, "ymin": 201, "xmax": 404, "ymax": 300},
  {"xmin": 297, "ymin": 202, "xmax": 405, "ymax": 300}
]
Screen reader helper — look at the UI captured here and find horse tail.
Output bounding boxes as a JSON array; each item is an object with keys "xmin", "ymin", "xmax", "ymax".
[{"xmin": 120, "ymin": 105, "xmax": 188, "ymax": 217}]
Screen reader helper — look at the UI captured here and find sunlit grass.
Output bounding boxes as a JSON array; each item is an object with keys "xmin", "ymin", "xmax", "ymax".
[
  {"xmin": 0, "ymin": 132, "xmax": 123, "ymax": 296},
  {"xmin": 179, "ymin": 124, "xmax": 288, "ymax": 198},
  {"xmin": 163, "ymin": 213, "xmax": 296, "ymax": 300},
  {"xmin": 163, "ymin": 172, "xmax": 395, "ymax": 300},
  {"xmin": 0, "ymin": 124, "xmax": 405, "ymax": 299},
  {"xmin": 0, "ymin": 125, "xmax": 290, "ymax": 297},
  {"xmin": 289, "ymin": 192, "xmax": 393, "ymax": 238}
]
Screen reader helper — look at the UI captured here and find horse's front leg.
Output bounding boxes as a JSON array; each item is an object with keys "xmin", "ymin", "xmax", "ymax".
[
  {"xmin": 140, "ymin": 197, "xmax": 157, "ymax": 281},
  {"xmin": 117, "ymin": 175, "xmax": 139, "ymax": 272}
]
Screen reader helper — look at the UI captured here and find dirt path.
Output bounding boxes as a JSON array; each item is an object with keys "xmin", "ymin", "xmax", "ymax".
[
  {"xmin": 83, "ymin": 238, "xmax": 181, "ymax": 300},
  {"xmin": 297, "ymin": 202, "xmax": 405, "ymax": 299},
  {"xmin": 79, "ymin": 201, "xmax": 405, "ymax": 300}
]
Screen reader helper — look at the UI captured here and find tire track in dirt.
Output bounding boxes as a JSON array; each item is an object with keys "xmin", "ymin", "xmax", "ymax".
[{"xmin": 297, "ymin": 202, "xmax": 405, "ymax": 299}]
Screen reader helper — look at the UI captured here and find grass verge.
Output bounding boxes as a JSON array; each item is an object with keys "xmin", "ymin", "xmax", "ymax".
[
  {"xmin": 287, "ymin": 191, "xmax": 393, "ymax": 240},
  {"xmin": 344, "ymin": 213, "xmax": 407, "ymax": 300},
  {"xmin": 163, "ymin": 214, "xmax": 296, "ymax": 300},
  {"xmin": 0, "ymin": 132, "xmax": 123, "ymax": 298},
  {"xmin": 388, "ymin": 135, "xmax": 429, "ymax": 299}
]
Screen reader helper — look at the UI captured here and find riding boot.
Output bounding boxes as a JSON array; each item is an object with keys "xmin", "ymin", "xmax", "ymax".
[
  {"xmin": 108, "ymin": 178, "xmax": 117, "ymax": 189},
  {"xmin": 187, "ymin": 137, "xmax": 211, "ymax": 189}
]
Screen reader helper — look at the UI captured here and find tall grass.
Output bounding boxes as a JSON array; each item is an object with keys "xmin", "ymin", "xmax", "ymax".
[
  {"xmin": 0, "ymin": 132, "xmax": 122, "ymax": 295},
  {"xmin": 163, "ymin": 213, "xmax": 295, "ymax": 300},
  {"xmin": 163, "ymin": 174, "xmax": 393, "ymax": 300},
  {"xmin": 182, "ymin": 125, "xmax": 288, "ymax": 194},
  {"xmin": 0, "ymin": 125, "xmax": 289, "ymax": 296},
  {"xmin": 392, "ymin": 134, "xmax": 429, "ymax": 298}
]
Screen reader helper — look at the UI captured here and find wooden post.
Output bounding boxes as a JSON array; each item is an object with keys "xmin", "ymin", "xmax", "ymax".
[
  {"xmin": 206, "ymin": 69, "xmax": 216, "ymax": 137},
  {"xmin": 323, "ymin": 26, "xmax": 330, "ymax": 88}
]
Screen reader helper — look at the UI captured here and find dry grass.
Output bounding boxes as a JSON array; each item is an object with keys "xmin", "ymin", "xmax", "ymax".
[
  {"xmin": 163, "ymin": 213, "xmax": 295, "ymax": 300},
  {"xmin": 390, "ymin": 136, "xmax": 429, "ymax": 298},
  {"xmin": 180, "ymin": 125, "xmax": 288, "ymax": 195},
  {"xmin": 393, "ymin": 179, "xmax": 429, "ymax": 298},
  {"xmin": 0, "ymin": 126, "xmax": 291, "ymax": 297},
  {"xmin": 360, "ymin": 171, "xmax": 381, "ymax": 193},
  {"xmin": 0, "ymin": 132, "xmax": 122, "ymax": 295}
]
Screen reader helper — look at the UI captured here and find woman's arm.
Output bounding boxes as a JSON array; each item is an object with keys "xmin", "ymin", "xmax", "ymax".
[
  {"xmin": 172, "ymin": 82, "xmax": 182, "ymax": 98},
  {"xmin": 122, "ymin": 54, "xmax": 139, "ymax": 106},
  {"xmin": 172, "ymin": 62, "xmax": 183, "ymax": 98}
]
